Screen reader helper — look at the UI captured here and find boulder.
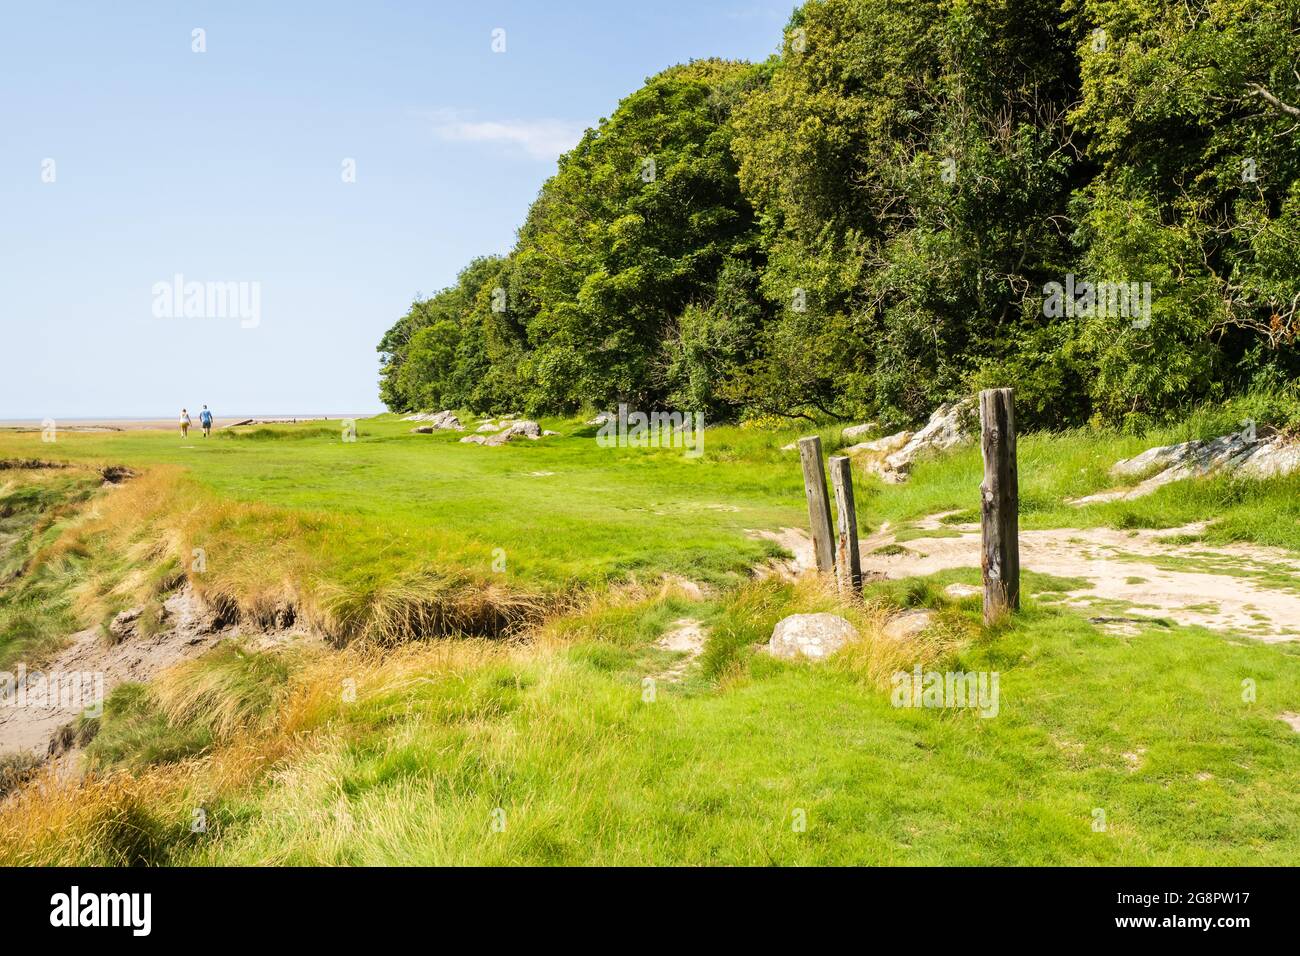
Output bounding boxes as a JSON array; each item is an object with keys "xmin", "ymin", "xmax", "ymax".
[
  {"xmin": 482, "ymin": 420, "xmax": 543, "ymax": 446},
  {"xmin": 405, "ymin": 410, "xmax": 463, "ymax": 431},
  {"xmin": 459, "ymin": 435, "xmax": 487, "ymax": 445},
  {"xmin": 843, "ymin": 431, "xmax": 912, "ymax": 457},
  {"xmin": 768, "ymin": 613, "xmax": 858, "ymax": 661},
  {"xmin": 1240, "ymin": 439, "xmax": 1300, "ymax": 478},
  {"xmin": 785, "ymin": 426, "xmax": 883, "ymax": 453},
  {"xmin": 882, "ymin": 610, "xmax": 936, "ymax": 641},
  {"xmin": 476, "ymin": 422, "xmax": 500, "ymax": 433},
  {"xmin": 858, "ymin": 399, "xmax": 975, "ymax": 483},
  {"xmin": 586, "ymin": 412, "xmax": 613, "ymax": 426},
  {"xmin": 1072, "ymin": 428, "xmax": 1300, "ymax": 505},
  {"xmin": 841, "ymin": 422, "xmax": 879, "ymax": 440}
]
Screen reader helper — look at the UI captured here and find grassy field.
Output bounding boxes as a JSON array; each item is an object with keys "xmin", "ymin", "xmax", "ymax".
[{"xmin": 1, "ymin": 408, "xmax": 1299, "ymax": 864}]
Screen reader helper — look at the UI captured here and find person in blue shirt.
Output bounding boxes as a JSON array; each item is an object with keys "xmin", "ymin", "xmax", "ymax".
[{"xmin": 199, "ymin": 405, "xmax": 214, "ymax": 438}]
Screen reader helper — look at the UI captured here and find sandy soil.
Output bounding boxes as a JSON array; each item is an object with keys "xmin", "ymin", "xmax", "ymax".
[
  {"xmin": 0, "ymin": 585, "xmax": 316, "ymax": 761},
  {"xmin": 650, "ymin": 618, "xmax": 708, "ymax": 682},
  {"xmin": 751, "ymin": 519, "xmax": 1300, "ymax": 642}
]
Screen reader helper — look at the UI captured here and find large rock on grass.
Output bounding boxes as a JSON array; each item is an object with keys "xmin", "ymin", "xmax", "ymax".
[
  {"xmin": 851, "ymin": 399, "xmax": 975, "ymax": 483},
  {"xmin": 406, "ymin": 410, "xmax": 463, "ymax": 432},
  {"xmin": 1072, "ymin": 428, "xmax": 1300, "ymax": 505},
  {"xmin": 768, "ymin": 613, "xmax": 858, "ymax": 661},
  {"xmin": 484, "ymin": 420, "xmax": 542, "ymax": 446},
  {"xmin": 843, "ymin": 431, "xmax": 912, "ymax": 458},
  {"xmin": 460, "ymin": 420, "xmax": 552, "ymax": 447},
  {"xmin": 841, "ymin": 422, "xmax": 878, "ymax": 440}
]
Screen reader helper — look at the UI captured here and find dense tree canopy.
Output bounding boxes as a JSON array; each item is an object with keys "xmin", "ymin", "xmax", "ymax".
[{"xmin": 379, "ymin": 0, "xmax": 1300, "ymax": 429}]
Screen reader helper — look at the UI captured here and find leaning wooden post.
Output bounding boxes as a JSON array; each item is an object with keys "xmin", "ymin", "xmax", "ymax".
[
  {"xmin": 797, "ymin": 436, "xmax": 836, "ymax": 573},
  {"xmin": 828, "ymin": 456, "xmax": 862, "ymax": 593},
  {"xmin": 979, "ymin": 388, "xmax": 1020, "ymax": 624}
]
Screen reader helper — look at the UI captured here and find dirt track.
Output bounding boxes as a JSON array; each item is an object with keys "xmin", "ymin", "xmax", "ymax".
[{"xmin": 753, "ymin": 517, "xmax": 1300, "ymax": 642}]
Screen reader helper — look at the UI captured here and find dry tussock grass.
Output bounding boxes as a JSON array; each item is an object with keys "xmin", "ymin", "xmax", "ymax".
[
  {"xmin": 28, "ymin": 465, "xmax": 555, "ymax": 646},
  {"xmin": 778, "ymin": 575, "xmax": 968, "ymax": 689},
  {"xmin": 0, "ymin": 634, "xmax": 543, "ymax": 863}
]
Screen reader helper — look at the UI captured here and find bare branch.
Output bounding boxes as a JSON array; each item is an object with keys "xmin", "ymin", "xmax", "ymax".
[{"xmin": 1249, "ymin": 82, "xmax": 1300, "ymax": 119}]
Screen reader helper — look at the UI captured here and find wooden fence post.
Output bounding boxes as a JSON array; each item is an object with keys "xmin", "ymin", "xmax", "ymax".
[
  {"xmin": 797, "ymin": 436, "xmax": 836, "ymax": 573},
  {"xmin": 979, "ymin": 388, "xmax": 1020, "ymax": 624},
  {"xmin": 828, "ymin": 455, "xmax": 862, "ymax": 593}
]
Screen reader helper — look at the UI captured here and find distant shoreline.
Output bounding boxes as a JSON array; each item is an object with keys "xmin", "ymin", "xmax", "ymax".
[{"xmin": 0, "ymin": 413, "xmax": 383, "ymax": 431}]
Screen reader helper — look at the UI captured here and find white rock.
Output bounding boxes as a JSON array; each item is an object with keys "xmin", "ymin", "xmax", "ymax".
[
  {"xmin": 1238, "ymin": 439, "xmax": 1300, "ymax": 478},
  {"xmin": 861, "ymin": 399, "xmax": 975, "ymax": 483},
  {"xmin": 1072, "ymin": 430, "xmax": 1300, "ymax": 505},
  {"xmin": 844, "ymin": 432, "xmax": 912, "ymax": 457},
  {"xmin": 483, "ymin": 420, "xmax": 542, "ymax": 446},
  {"xmin": 841, "ymin": 422, "xmax": 878, "ymax": 440},
  {"xmin": 882, "ymin": 610, "xmax": 936, "ymax": 641},
  {"xmin": 768, "ymin": 613, "xmax": 858, "ymax": 661},
  {"xmin": 406, "ymin": 410, "xmax": 463, "ymax": 431}
]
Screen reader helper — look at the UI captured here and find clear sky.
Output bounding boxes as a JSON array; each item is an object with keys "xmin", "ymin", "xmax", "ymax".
[{"xmin": 0, "ymin": 0, "xmax": 794, "ymax": 419}]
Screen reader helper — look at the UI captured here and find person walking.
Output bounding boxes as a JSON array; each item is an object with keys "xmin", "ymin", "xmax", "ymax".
[
  {"xmin": 200, "ymin": 405, "xmax": 214, "ymax": 438},
  {"xmin": 180, "ymin": 408, "xmax": 191, "ymax": 439}
]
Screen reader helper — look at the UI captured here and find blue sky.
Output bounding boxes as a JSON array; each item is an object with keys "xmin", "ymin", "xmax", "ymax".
[{"xmin": 0, "ymin": 0, "xmax": 794, "ymax": 419}]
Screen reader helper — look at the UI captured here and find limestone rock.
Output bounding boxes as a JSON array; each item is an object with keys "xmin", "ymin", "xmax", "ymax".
[
  {"xmin": 844, "ymin": 431, "xmax": 912, "ymax": 457},
  {"xmin": 859, "ymin": 400, "xmax": 975, "ymax": 483},
  {"xmin": 841, "ymin": 422, "xmax": 879, "ymax": 440},
  {"xmin": 483, "ymin": 420, "xmax": 543, "ymax": 446},
  {"xmin": 1072, "ymin": 429, "xmax": 1300, "ymax": 505},
  {"xmin": 768, "ymin": 613, "xmax": 858, "ymax": 661},
  {"xmin": 882, "ymin": 610, "xmax": 936, "ymax": 641},
  {"xmin": 405, "ymin": 410, "xmax": 463, "ymax": 432}
]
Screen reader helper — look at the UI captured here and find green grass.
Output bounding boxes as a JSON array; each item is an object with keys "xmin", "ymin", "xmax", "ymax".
[
  {"xmin": 2, "ymin": 408, "xmax": 1299, "ymax": 865},
  {"xmin": 90, "ymin": 588, "xmax": 1299, "ymax": 866},
  {"xmin": 0, "ymin": 416, "xmax": 810, "ymax": 595},
  {"xmin": 0, "ymin": 467, "xmax": 101, "ymax": 669}
]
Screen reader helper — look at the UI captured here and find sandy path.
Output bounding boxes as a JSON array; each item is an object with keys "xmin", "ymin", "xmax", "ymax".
[
  {"xmin": 649, "ymin": 618, "xmax": 708, "ymax": 682},
  {"xmin": 0, "ymin": 587, "xmax": 235, "ymax": 759},
  {"xmin": 752, "ymin": 521, "xmax": 1300, "ymax": 642}
]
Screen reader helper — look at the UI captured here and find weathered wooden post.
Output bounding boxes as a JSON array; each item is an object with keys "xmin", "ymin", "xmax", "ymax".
[
  {"xmin": 828, "ymin": 455, "xmax": 862, "ymax": 593},
  {"xmin": 797, "ymin": 436, "xmax": 836, "ymax": 573},
  {"xmin": 979, "ymin": 388, "xmax": 1020, "ymax": 624}
]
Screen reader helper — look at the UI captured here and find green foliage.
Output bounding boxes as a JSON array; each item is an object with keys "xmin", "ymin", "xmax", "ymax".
[{"xmin": 379, "ymin": 1, "xmax": 1300, "ymax": 429}]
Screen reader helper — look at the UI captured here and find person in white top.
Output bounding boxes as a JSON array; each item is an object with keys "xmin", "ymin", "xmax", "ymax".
[{"xmin": 180, "ymin": 409, "xmax": 191, "ymax": 438}]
